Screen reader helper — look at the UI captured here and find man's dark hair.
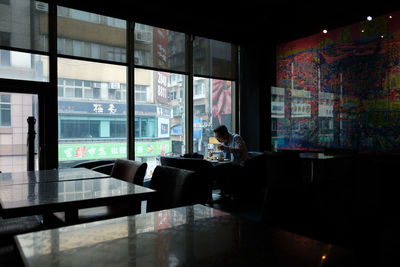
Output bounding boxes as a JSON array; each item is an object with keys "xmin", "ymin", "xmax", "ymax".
[{"xmin": 213, "ymin": 125, "xmax": 228, "ymax": 135}]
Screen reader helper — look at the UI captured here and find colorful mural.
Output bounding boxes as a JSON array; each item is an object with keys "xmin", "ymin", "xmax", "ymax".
[{"xmin": 274, "ymin": 10, "xmax": 400, "ymax": 153}]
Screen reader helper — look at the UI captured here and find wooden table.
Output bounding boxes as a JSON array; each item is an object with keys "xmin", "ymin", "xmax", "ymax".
[
  {"xmin": 0, "ymin": 168, "xmax": 110, "ymax": 186},
  {"xmin": 205, "ymin": 158, "xmax": 232, "ymax": 166},
  {"xmin": 0, "ymin": 177, "xmax": 155, "ymax": 225},
  {"xmin": 15, "ymin": 204, "xmax": 354, "ymax": 267}
]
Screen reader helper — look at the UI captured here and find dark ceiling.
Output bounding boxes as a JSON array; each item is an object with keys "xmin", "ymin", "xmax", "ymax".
[{"xmin": 56, "ymin": 1, "xmax": 400, "ymax": 44}]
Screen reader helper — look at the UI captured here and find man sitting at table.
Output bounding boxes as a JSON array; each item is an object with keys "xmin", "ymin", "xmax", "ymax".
[{"xmin": 210, "ymin": 125, "xmax": 250, "ymax": 201}]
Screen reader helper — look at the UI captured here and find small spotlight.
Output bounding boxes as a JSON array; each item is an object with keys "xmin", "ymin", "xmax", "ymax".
[
  {"xmin": 322, "ymin": 29, "xmax": 328, "ymax": 34},
  {"xmin": 321, "ymin": 255, "xmax": 327, "ymax": 260},
  {"xmin": 361, "ymin": 29, "xmax": 365, "ymax": 33},
  {"xmin": 389, "ymin": 15, "xmax": 393, "ymax": 19},
  {"xmin": 381, "ymin": 35, "xmax": 384, "ymax": 38},
  {"xmin": 367, "ymin": 16, "xmax": 372, "ymax": 21}
]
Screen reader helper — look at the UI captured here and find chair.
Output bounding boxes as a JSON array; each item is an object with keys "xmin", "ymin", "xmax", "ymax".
[
  {"xmin": 72, "ymin": 159, "xmax": 115, "ymax": 169},
  {"xmin": 160, "ymin": 156, "xmax": 215, "ymax": 200},
  {"xmin": 147, "ymin": 165, "xmax": 208, "ymax": 212},
  {"xmin": 110, "ymin": 159, "xmax": 147, "ymax": 186},
  {"xmin": 0, "ymin": 216, "xmax": 43, "ymax": 266},
  {"xmin": 160, "ymin": 156, "xmax": 213, "ymax": 172},
  {"xmin": 238, "ymin": 152, "xmax": 268, "ymax": 203},
  {"xmin": 54, "ymin": 159, "xmax": 147, "ymax": 225},
  {"xmin": 0, "ymin": 216, "xmax": 43, "ymax": 241}
]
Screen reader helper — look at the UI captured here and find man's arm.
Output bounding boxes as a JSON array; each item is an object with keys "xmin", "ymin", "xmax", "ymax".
[{"xmin": 221, "ymin": 135, "xmax": 245, "ymax": 154}]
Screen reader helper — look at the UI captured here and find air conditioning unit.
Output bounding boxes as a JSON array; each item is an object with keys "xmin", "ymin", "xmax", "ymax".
[
  {"xmin": 110, "ymin": 82, "xmax": 120, "ymax": 89},
  {"xmin": 93, "ymin": 83, "xmax": 101, "ymax": 88},
  {"xmin": 35, "ymin": 2, "xmax": 48, "ymax": 12}
]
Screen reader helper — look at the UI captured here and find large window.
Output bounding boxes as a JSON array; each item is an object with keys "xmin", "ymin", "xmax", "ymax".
[
  {"xmin": 0, "ymin": 93, "xmax": 38, "ymax": 172},
  {"xmin": 192, "ymin": 77, "xmax": 235, "ymax": 155},
  {"xmin": 0, "ymin": 3, "xmax": 238, "ymax": 172},
  {"xmin": 134, "ymin": 23, "xmax": 186, "ymax": 72},
  {"xmin": 134, "ymin": 68, "xmax": 186, "ymax": 179},
  {"xmin": 57, "ymin": 58, "xmax": 127, "ymax": 166},
  {"xmin": 0, "ymin": 0, "xmax": 49, "ymax": 82},
  {"xmin": 57, "ymin": 6, "xmax": 126, "ymax": 63},
  {"xmin": 192, "ymin": 37, "xmax": 237, "ymax": 156}
]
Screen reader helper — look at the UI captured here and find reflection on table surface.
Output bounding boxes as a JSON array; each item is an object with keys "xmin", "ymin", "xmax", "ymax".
[
  {"xmin": 16, "ymin": 204, "xmax": 354, "ymax": 267},
  {"xmin": 0, "ymin": 178, "xmax": 154, "ymax": 210},
  {"xmin": 0, "ymin": 168, "xmax": 109, "ymax": 186},
  {"xmin": 299, "ymin": 153, "xmax": 350, "ymax": 159}
]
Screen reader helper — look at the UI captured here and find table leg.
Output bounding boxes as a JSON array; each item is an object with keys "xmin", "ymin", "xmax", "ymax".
[
  {"xmin": 65, "ymin": 209, "xmax": 79, "ymax": 224},
  {"xmin": 42, "ymin": 212, "xmax": 54, "ymax": 227},
  {"xmin": 310, "ymin": 160, "xmax": 314, "ymax": 183}
]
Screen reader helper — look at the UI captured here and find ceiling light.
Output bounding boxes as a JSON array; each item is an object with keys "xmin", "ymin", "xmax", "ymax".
[
  {"xmin": 367, "ymin": 16, "xmax": 372, "ymax": 21},
  {"xmin": 389, "ymin": 15, "xmax": 393, "ymax": 19},
  {"xmin": 322, "ymin": 29, "xmax": 328, "ymax": 34}
]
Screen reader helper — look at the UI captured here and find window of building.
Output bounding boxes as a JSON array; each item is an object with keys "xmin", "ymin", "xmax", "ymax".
[
  {"xmin": 194, "ymin": 83, "xmax": 204, "ymax": 98},
  {"xmin": 135, "ymin": 117, "xmax": 156, "ymax": 138},
  {"xmin": 110, "ymin": 121, "xmax": 126, "ymax": 138},
  {"xmin": 0, "ymin": 94, "xmax": 11, "ymax": 126},
  {"xmin": 60, "ymin": 120, "xmax": 100, "ymax": 139},
  {"xmin": 135, "ymin": 85, "xmax": 147, "ymax": 102}
]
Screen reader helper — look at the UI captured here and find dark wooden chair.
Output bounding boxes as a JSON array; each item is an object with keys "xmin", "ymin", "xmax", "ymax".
[
  {"xmin": 0, "ymin": 215, "xmax": 43, "ymax": 266},
  {"xmin": 147, "ymin": 165, "xmax": 208, "ymax": 212},
  {"xmin": 54, "ymin": 159, "xmax": 147, "ymax": 225},
  {"xmin": 160, "ymin": 156, "xmax": 215, "ymax": 200}
]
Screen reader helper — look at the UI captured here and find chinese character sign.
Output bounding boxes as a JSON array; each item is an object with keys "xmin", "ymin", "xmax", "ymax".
[{"xmin": 156, "ymin": 72, "xmax": 168, "ymax": 104}]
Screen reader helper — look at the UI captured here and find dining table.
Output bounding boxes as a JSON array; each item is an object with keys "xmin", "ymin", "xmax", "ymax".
[
  {"xmin": 0, "ymin": 169, "xmax": 156, "ymax": 226},
  {"xmin": 0, "ymin": 167, "xmax": 110, "ymax": 186},
  {"xmin": 299, "ymin": 152, "xmax": 353, "ymax": 183},
  {"xmin": 15, "ymin": 204, "xmax": 354, "ymax": 267}
]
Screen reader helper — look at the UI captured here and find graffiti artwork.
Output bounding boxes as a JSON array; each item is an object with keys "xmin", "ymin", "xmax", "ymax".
[{"xmin": 274, "ymin": 10, "xmax": 400, "ymax": 153}]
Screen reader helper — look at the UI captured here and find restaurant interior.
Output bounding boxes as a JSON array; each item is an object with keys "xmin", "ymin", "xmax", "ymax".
[{"xmin": 1, "ymin": 0, "xmax": 400, "ymax": 266}]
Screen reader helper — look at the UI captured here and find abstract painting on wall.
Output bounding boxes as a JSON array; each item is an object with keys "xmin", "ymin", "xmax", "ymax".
[{"xmin": 273, "ymin": 10, "xmax": 400, "ymax": 153}]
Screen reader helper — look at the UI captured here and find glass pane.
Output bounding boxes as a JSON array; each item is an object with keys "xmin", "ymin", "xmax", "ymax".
[
  {"xmin": 57, "ymin": 6, "xmax": 126, "ymax": 63},
  {"xmin": 193, "ymin": 77, "xmax": 234, "ymax": 156},
  {"xmin": 134, "ymin": 23, "xmax": 186, "ymax": 72},
  {"xmin": 0, "ymin": 93, "xmax": 39, "ymax": 172},
  {"xmin": 134, "ymin": 68, "xmax": 186, "ymax": 179},
  {"xmin": 193, "ymin": 37, "xmax": 237, "ymax": 79},
  {"xmin": 0, "ymin": 49, "xmax": 49, "ymax": 82},
  {"xmin": 58, "ymin": 58, "xmax": 127, "ymax": 168},
  {"xmin": 0, "ymin": 0, "xmax": 48, "ymax": 51}
]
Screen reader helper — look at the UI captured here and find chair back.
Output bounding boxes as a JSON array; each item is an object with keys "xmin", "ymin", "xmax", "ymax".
[
  {"xmin": 147, "ymin": 165, "xmax": 207, "ymax": 212},
  {"xmin": 72, "ymin": 160, "xmax": 115, "ymax": 169},
  {"xmin": 110, "ymin": 159, "xmax": 147, "ymax": 186},
  {"xmin": 160, "ymin": 156, "xmax": 213, "ymax": 172},
  {"xmin": 92, "ymin": 163, "xmax": 114, "ymax": 175}
]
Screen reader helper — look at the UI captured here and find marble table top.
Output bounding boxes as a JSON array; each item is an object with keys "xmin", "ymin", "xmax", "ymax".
[
  {"xmin": 0, "ymin": 178, "xmax": 155, "ymax": 217},
  {"xmin": 15, "ymin": 204, "xmax": 354, "ymax": 267},
  {"xmin": 0, "ymin": 168, "xmax": 110, "ymax": 186}
]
